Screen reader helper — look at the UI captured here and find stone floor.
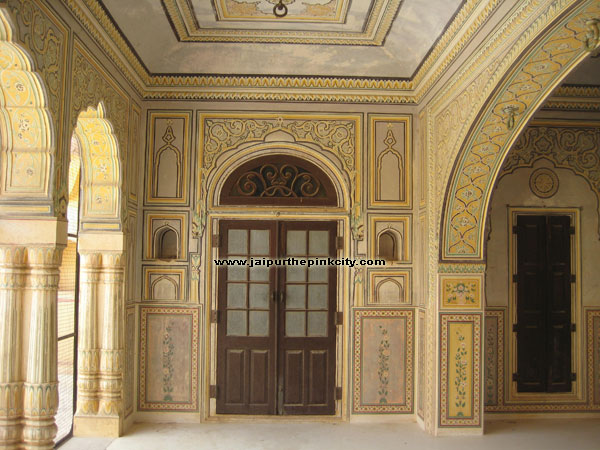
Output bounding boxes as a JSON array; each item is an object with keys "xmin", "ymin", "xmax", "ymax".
[{"xmin": 59, "ymin": 419, "xmax": 600, "ymax": 450}]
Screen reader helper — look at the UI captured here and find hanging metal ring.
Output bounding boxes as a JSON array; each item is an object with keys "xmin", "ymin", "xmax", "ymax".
[{"xmin": 273, "ymin": 0, "xmax": 288, "ymax": 18}]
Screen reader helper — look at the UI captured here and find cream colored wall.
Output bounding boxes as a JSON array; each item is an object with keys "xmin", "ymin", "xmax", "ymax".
[{"xmin": 486, "ymin": 159, "xmax": 600, "ymax": 308}]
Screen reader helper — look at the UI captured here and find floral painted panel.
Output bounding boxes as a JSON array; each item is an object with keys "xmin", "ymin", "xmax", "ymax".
[
  {"xmin": 441, "ymin": 275, "xmax": 482, "ymax": 309},
  {"xmin": 353, "ymin": 309, "xmax": 413, "ymax": 413},
  {"xmin": 440, "ymin": 314, "xmax": 481, "ymax": 427},
  {"xmin": 138, "ymin": 306, "xmax": 199, "ymax": 411}
]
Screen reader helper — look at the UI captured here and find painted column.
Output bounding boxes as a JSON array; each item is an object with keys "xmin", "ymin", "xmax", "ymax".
[
  {"xmin": 75, "ymin": 252, "xmax": 102, "ymax": 416},
  {"xmin": 22, "ymin": 247, "xmax": 63, "ymax": 450},
  {"xmin": 436, "ymin": 265, "xmax": 484, "ymax": 435},
  {"xmin": 98, "ymin": 253, "xmax": 124, "ymax": 421},
  {"xmin": 0, "ymin": 247, "xmax": 26, "ymax": 449}
]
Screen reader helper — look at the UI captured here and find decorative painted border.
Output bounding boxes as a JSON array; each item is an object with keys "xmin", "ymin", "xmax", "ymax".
[
  {"xmin": 484, "ymin": 309, "xmax": 504, "ymax": 408},
  {"xmin": 352, "ymin": 308, "xmax": 414, "ymax": 413},
  {"xmin": 138, "ymin": 306, "xmax": 199, "ymax": 411},
  {"xmin": 144, "ymin": 110, "xmax": 192, "ymax": 206},
  {"xmin": 440, "ymin": 274, "xmax": 483, "ymax": 309},
  {"xmin": 368, "ymin": 214, "xmax": 411, "ymax": 263},
  {"xmin": 367, "ymin": 269, "xmax": 412, "ymax": 306},
  {"xmin": 162, "ymin": 0, "xmax": 400, "ymax": 45},
  {"xmin": 128, "ymin": 102, "xmax": 141, "ymax": 203},
  {"xmin": 60, "ymin": 0, "xmax": 509, "ymax": 103},
  {"xmin": 439, "ymin": 313, "xmax": 481, "ymax": 427},
  {"xmin": 125, "ymin": 306, "xmax": 135, "ymax": 417},
  {"xmin": 417, "ymin": 309, "xmax": 425, "ymax": 419},
  {"xmin": 589, "ymin": 309, "xmax": 600, "ymax": 406},
  {"xmin": 368, "ymin": 114, "xmax": 412, "ymax": 208},
  {"xmin": 441, "ymin": 0, "xmax": 600, "ymax": 260},
  {"xmin": 143, "ymin": 211, "xmax": 189, "ymax": 261},
  {"xmin": 142, "ymin": 265, "xmax": 188, "ymax": 301}
]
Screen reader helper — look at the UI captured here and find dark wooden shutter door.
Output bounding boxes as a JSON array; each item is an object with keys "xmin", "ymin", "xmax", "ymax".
[
  {"xmin": 515, "ymin": 215, "xmax": 572, "ymax": 393},
  {"xmin": 546, "ymin": 216, "xmax": 571, "ymax": 392},
  {"xmin": 516, "ymin": 215, "xmax": 548, "ymax": 392}
]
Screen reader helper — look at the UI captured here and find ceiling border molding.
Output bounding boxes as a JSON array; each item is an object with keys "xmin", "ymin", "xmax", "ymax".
[
  {"xmin": 161, "ymin": 0, "xmax": 401, "ymax": 45},
  {"xmin": 60, "ymin": 0, "xmax": 599, "ymax": 104},
  {"xmin": 543, "ymin": 86, "xmax": 600, "ymax": 111}
]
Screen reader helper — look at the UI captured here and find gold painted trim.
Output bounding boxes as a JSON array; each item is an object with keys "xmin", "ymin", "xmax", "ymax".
[
  {"xmin": 59, "ymin": 0, "xmax": 511, "ymax": 103},
  {"xmin": 143, "ymin": 266, "xmax": 187, "ymax": 301},
  {"xmin": 368, "ymin": 114, "xmax": 412, "ymax": 208},
  {"xmin": 367, "ymin": 268, "xmax": 412, "ymax": 306},
  {"xmin": 163, "ymin": 0, "xmax": 400, "ymax": 45},
  {"xmin": 144, "ymin": 111, "xmax": 192, "ymax": 206},
  {"xmin": 143, "ymin": 211, "xmax": 189, "ymax": 261},
  {"xmin": 507, "ymin": 207, "xmax": 584, "ymax": 404}
]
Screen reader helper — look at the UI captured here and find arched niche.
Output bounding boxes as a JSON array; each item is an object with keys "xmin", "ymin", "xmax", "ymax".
[
  {"xmin": 153, "ymin": 225, "xmax": 179, "ymax": 260},
  {"xmin": 151, "ymin": 275, "xmax": 178, "ymax": 300},
  {"xmin": 220, "ymin": 154, "xmax": 337, "ymax": 206},
  {"xmin": 0, "ymin": 8, "xmax": 55, "ymax": 211},
  {"xmin": 377, "ymin": 229, "xmax": 402, "ymax": 262},
  {"xmin": 376, "ymin": 278, "xmax": 404, "ymax": 304},
  {"xmin": 73, "ymin": 102, "xmax": 122, "ymax": 229}
]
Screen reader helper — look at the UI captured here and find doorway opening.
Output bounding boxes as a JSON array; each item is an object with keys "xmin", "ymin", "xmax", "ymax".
[
  {"xmin": 513, "ymin": 213, "xmax": 575, "ymax": 393},
  {"xmin": 216, "ymin": 220, "xmax": 337, "ymax": 415}
]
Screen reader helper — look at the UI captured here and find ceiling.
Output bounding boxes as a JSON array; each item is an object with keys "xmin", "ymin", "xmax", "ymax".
[{"xmin": 100, "ymin": 0, "xmax": 465, "ymax": 78}]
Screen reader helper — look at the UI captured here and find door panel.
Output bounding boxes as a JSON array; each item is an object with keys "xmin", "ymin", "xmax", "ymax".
[
  {"xmin": 217, "ymin": 221, "xmax": 277, "ymax": 414},
  {"xmin": 546, "ymin": 215, "xmax": 571, "ymax": 392},
  {"xmin": 279, "ymin": 221, "xmax": 336, "ymax": 415},
  {"xmin": 515, "ymin": 214, "xmax": 572, "ymax": 393},
  {"xmin": 217, "ymin": 220, "xmax": 336, "ymax": 415}
]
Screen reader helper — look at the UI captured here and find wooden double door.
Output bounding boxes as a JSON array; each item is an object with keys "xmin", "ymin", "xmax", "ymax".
[
  {"xmin": 216, "ymin": 220, "xmax": 337, "ymax": 415},
  {"xmin": 514, "ymin": 214, "xmax": 573, "ymax": 392}
]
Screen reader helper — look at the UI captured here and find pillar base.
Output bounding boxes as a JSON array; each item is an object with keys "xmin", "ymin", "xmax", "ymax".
[{"xmin": 73, "ymin": 415, "xmax": 122, "ymax": 438}]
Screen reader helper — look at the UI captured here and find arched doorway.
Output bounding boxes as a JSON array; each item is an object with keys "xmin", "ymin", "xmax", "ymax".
[
  {"xmin": 215, "ymin": 155, "xmax": 339, "ymax": 415},
  {"xmin": 203, "ymin": 142, "xmax": 351, "ymax": 418}
]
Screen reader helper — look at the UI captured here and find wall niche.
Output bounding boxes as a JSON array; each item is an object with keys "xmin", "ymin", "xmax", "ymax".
[
  {"xmin": 144, "ymin": 212, "xmax": 188, "ymax": 261},
  {"xmin": 369, "ymin": 216, "xmax": 411, "ymax": 264}
]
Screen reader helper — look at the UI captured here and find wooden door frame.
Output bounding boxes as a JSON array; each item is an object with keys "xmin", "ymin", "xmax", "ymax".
[
  {"xmin": 203, "ymin": 212, "xmax": 350, "ymax": 421},
  {"xmin": 506, "ymin": 207, "xmax": 583, "ymax": 404}
]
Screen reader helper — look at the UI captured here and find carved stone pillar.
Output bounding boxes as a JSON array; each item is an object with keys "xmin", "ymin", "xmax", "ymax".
[
  {"xmin": 0, "ymin": 247, "xmax": 26, "ymax": 450},
  {"xmin": 74, "ymin": 234, "xmax": 125, "ymax": 438},
  {"xmin": 98, "ymin": 253, "xmax": 124, "ymax": 420},
  {"xmin": 75, "ymin": 253, "xmax": 102, "ymax": 416},
  {"xmin": 22, "ymin": 247, "xmax": 63, "ymax": 450}
]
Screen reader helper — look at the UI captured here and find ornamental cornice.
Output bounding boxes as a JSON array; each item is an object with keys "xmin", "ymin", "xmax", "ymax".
[{"xmin": 56, "ymin": 0, "xmax": 533, "ymax": 103}]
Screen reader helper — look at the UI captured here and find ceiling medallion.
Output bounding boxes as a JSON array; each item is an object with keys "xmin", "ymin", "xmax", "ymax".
[
  {"xmin": 272, "ymin": 0, "xmax": 291, "ymax": 18},
  {"xmin": 529, "ymin": 167, "xmax": 559, "ymax": 198}
]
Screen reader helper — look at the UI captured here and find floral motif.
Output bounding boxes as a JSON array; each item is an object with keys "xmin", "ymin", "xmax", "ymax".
[
  {"xmin": 162, "ymin": 322, "xmax": 175, "ymax": 401},
  {"xmin": 454, "ymin": 331, "xmax": 468, "ymax": 415},
  {"xmin": 444, "ymin": 280, "xmax": 477, "ymax": 305},
  {"xmin": 377, "ymin": 325, "xmax": 390, "ymax": 404}
]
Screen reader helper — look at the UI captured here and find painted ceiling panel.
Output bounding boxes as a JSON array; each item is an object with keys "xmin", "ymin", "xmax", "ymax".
[{"xmin": 100, "ymin": 0, "xmax": 464, "ymax": 78}]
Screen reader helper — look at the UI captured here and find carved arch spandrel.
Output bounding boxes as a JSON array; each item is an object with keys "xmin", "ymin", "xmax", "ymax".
[
  {"xmin": 74, "ymin": 102, "xmax": 123, "ymax": 230},
  {"xmin": 441, "ymin": 0, "xmax": 600, "ymax": 261},
  {"xmin": 0, "ymin": 6, "xmax": 55, "ymax": 214}
]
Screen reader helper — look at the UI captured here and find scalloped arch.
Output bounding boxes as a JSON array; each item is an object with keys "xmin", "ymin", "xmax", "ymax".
[
  {"xmin": 0, "ymin": 7, "xmax": 55, "ymax": 214},
  {"xmin": 74, "ymin": 102, "xmax": 122, "ymax": 229}
]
